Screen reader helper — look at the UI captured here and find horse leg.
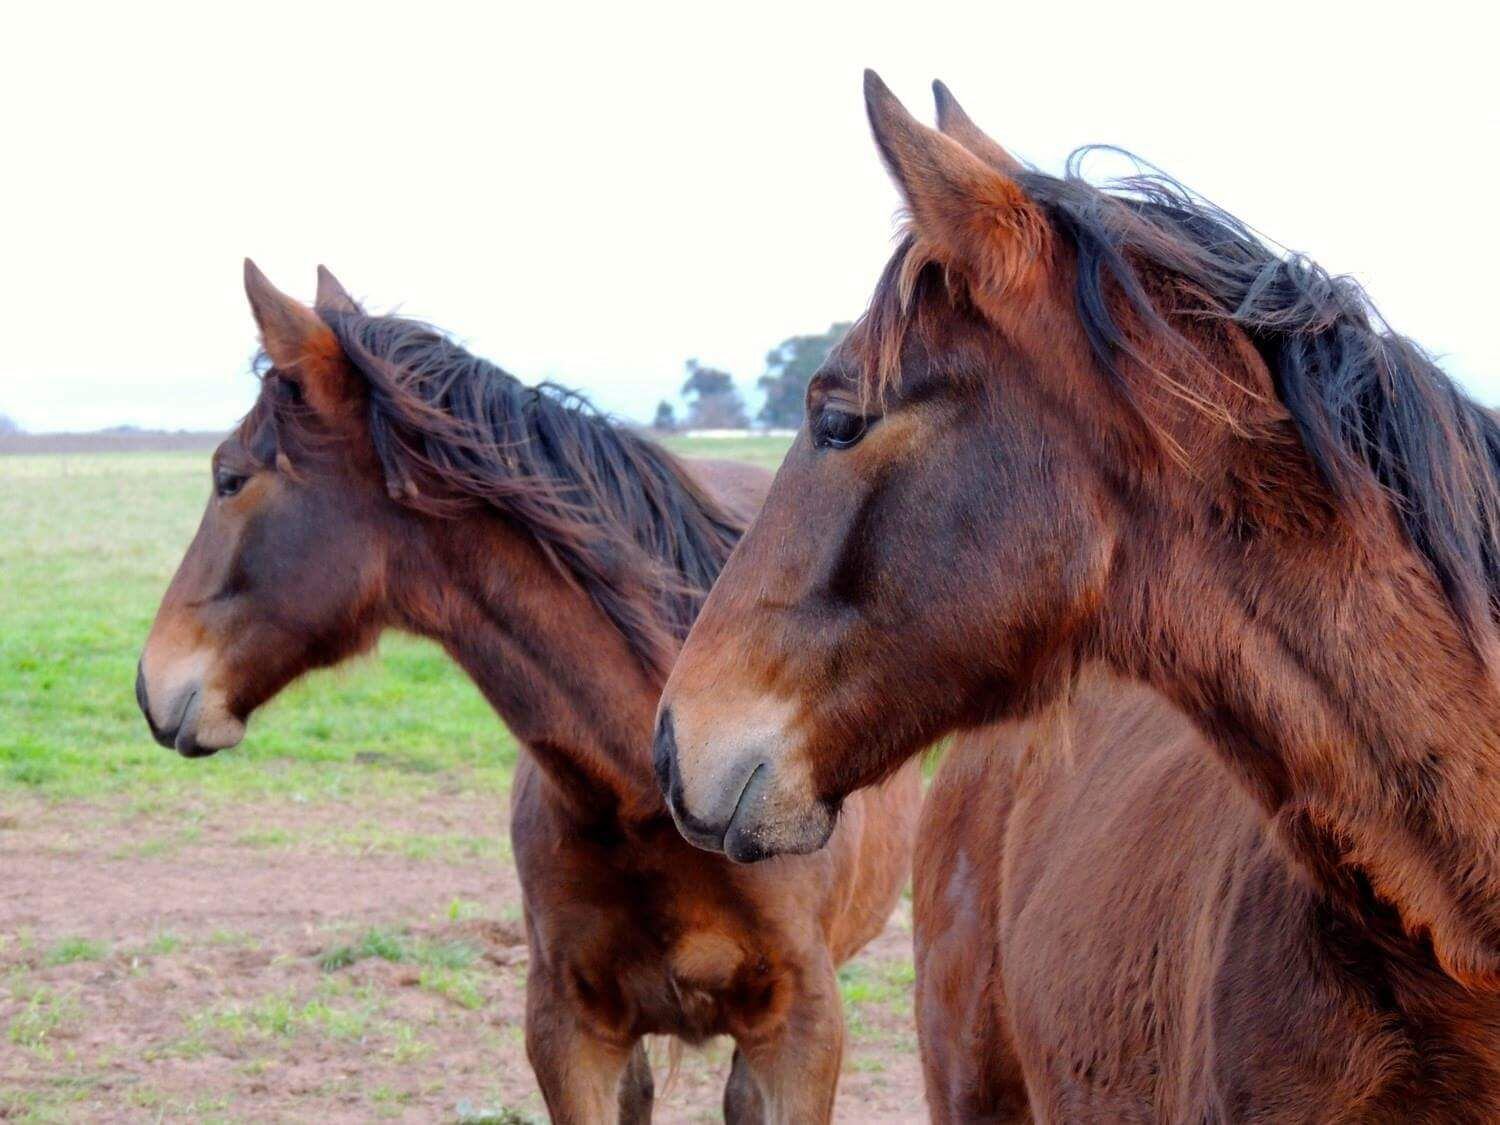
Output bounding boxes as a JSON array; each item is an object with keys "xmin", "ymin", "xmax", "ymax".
[
  {"xmin": 917, "ymin": 953, "xmax": 1031, "ymax": 1124},
  {"xmin": 722, "ymin": 1046, "xmax": 766, "ymax": 1124},
  {"xmin": 617, "ymin": 1040, "xmax": 654, "ymax": 1124},
  {"xmin": 736, "ymin": 956, "xmax": 845, "ymax": 1125},
  {"xmin": 914, "ymin": 729, "xmax": 1032, "ymax": 1123},
  {"xmin": 525, "ymin": 971, "xmax": 638, "ymax": 1124}
]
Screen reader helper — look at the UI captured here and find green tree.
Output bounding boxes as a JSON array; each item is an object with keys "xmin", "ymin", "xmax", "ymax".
[
  {"xmin": 651, "ymin": 400, "xmax": 678, "ymax": 432},
  {"xmin": 756, "ymin": 322, "xmax": 851, "ymax": 429},
  {"xmin": 681, "ymin": 359, "xmax": 749, "ymax": 429}
]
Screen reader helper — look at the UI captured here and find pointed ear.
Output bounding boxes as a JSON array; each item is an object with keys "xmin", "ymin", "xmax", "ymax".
[
  {"xmin": 932, "ymin": 80, "xmax": 1022, "ymax": 175},
  {"xmin": 243, "ymin": 259, "xmax": 358, "ymax": 415},
  {"xmin": 315, "ymin": 264, "xmax": 360, "ymax": 315},
  {"xmin": 864, "ymin": 71, "xmax": 1046, "ymax": 293}
]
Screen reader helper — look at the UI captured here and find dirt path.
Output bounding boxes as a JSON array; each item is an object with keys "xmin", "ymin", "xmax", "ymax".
[{"xmin": 0, "ymin": 795, "xmax": 925, "ymax": 1122}]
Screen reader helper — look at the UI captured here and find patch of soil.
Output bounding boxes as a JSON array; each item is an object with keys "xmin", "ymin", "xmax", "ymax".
[{"xmin": 0, "ymin": 795, "xmax": 926, "ymax": 1122}]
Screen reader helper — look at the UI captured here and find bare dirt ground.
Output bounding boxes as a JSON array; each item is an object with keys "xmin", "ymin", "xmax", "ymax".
[{"xmin": 0, "ymin": 793, "xmax": 924, "ymax": 1123}]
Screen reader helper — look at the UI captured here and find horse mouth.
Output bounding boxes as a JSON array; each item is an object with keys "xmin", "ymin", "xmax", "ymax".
[
  {"xmin": 722, "ymin": 771, "xmax": 840, "ymax": 864},
  {"xmin": 719, "ymin": 763, "xmax": 774, "ymax": 862},
  {"xmin": 172, "ymin": 691, "xmax": 223, "ymax": 758},
  {"xmin": 136, "ymin": 666, "xmax": 230, "ymax": 758},
  {"xmin": 160, "ymin": 687, "xmax": 221, "ymax": 757},
  {"xmin": 667, "ymin": 766, "xmax": 762, "ymax": 856}
]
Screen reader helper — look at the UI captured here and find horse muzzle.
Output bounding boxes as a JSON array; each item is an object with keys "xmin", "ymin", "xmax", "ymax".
[
  {"xmin": 653, "ymin": 707, "xmax": 838, "ymax": 863},
  {"xmin": 135, "ymin": 660, "xmax": 244, "ymax": 758}
]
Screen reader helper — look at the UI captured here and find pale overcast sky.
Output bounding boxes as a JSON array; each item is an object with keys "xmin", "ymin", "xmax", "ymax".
[{"xmin": 1, "ymin": 2, "xmax": 1495, "ymax": 432}]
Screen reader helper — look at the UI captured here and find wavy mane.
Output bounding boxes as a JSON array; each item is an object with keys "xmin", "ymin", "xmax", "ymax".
[
  {"xmin": 861, "ymin": 148, "xmax": 1500, "ymax": 639},
  {"xmin": 242, "ymin": 311, "xmax": 745, "ymax": 675}
]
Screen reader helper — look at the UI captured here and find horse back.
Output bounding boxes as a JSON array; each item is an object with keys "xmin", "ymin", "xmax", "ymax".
[{"xmin": 681, "ymin": 456, "xmax": 773, "ymax": 525}]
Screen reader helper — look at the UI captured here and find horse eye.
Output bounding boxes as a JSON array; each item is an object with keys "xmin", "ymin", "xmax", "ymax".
[
  {"xmin": 214, "ymin": 467, "xmax": 249, "ymax": 498},
  {"xmin": 813, "ymin": 407, "xmax": 869, "ymax": 450}
]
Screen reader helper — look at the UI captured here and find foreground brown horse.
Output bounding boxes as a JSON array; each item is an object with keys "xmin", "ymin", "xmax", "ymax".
[
  {"xmin": 135, "ymin": 264, "xmax": 920, "ymax": 1123},
  {"xmin": 656, "ymin": 73, "xmax": 1500, "ymax": 1119}
]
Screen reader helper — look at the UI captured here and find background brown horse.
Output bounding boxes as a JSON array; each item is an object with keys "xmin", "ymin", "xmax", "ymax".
[
  {"xmin": 656, "ymin": 74, "xmax": 1500, "ymax": 1118},
  {"xmin": 135, "ymin": 263, "xmax": 920, "ymax": 1123}
]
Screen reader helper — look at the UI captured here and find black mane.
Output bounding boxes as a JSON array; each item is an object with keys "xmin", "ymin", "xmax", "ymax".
[
  {"xmin": 311, "ymin": 310, "xmax": 745, "ymax": 674},
  {"xmin": 865, "ymin": 149, "xmax": 1500, "ymax": 639},
  {"xmin": 1022, "ymin": 150, "xmax": 1500, "ymax": 637}
]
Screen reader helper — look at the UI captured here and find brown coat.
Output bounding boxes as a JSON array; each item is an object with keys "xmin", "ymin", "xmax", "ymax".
[{"xmin": 137, "ymin": 265, "xmax": 922, "ymax": 1124}]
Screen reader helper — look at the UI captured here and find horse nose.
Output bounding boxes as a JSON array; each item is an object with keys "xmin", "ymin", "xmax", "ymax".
[
  {"xmin": 652, "ymin": 709, "xmax": 679, "ymax": 806},
  {"xmin": 654, "ymin": 709, "xmax": 764, "ymax": 856},
  {"xmin": 136, "ymin": 660, "xmax": 176, "ymax": 750},
  {"xmin": 653, "ymin": 710, "xmax": 722, "ymax": 850}
]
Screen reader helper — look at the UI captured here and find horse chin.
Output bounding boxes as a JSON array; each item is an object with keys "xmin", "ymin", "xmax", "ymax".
[
  {"xmin": 174, "ymin": 692, "xmax": 247, "ymax": 758},
  {"xmin": 723, "ymin": 806, "xmax": 836, "ymax": 864},
  {"xmin": 721, "ymin": 766, "xmax": 839, "ymax": 864}
]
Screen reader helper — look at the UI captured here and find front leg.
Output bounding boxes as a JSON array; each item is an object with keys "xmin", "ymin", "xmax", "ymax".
[
  {"xmin": 526, "ymin": 968, "xmax": 644, "ymax": 1124},
  {"xmin": 735, "ymin": 957, "xmax": 845, "ymax": 1125},
  {"xmin": 723, "ymin": 1046, "xmax": 766, "ymax": 1124},
  {"xmin": 617, "ymin": 1041, "xmax": 654, "ymax": 1124}
]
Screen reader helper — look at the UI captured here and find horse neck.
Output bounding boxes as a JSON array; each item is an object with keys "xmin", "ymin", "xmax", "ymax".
[
  {"xmin": 394, "ymin": 514, "xmax": 667, "ymax": 826},
  {"xmin": 1102, "ymin": 505, "xmax": 1500, "ymax": 986}
]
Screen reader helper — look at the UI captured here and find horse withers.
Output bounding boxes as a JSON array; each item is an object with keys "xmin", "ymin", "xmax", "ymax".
[
  {"xmin": 656, "ymin": 74, "xmax": 1500, "ymax": 1118},
  {"xmin": 135, "ymin": 263, "xmax": 920, "ymax": 1123}
]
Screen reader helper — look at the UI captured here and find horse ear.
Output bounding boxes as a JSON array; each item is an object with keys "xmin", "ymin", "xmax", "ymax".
[
  {"xmin": 932, "ymin": 80, "xmax": 1022, "ymax": 175},
  {"xmin": 315, "ymin": 264, "xmax": 360, "ymax": 314},
  {"xmin": 243, "ymin": 259, "xmax": 358, "ymax": 416},
  {"xmin": 864, "ymin": 71, "xmax": 1045, "ymax": 293}
]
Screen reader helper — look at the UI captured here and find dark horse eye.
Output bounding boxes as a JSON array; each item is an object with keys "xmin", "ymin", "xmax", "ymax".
[
  {"xmin": 813, "ymin": 407, "xmax": 869, "ymax": 450},
  {"xmin": 214, "ymin": 466, "xmax": 249, "ymax": 498}
]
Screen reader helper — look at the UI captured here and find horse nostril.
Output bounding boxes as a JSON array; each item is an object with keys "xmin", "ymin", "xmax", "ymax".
[
  {"xmin": 136, "ymin": 660, "xmax": 178, "ymax": 750},
  {"xmin": 652, "ymin": 710, "xmax": 678, "ymax": 800}
]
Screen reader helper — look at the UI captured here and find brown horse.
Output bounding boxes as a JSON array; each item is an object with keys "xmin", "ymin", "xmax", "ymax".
[
  {"xmin": 655, "ymin": 72, "xmax": 1500, "ymax": 1119},
  {"xmin": 134, "ymin": 263, "xmax": 920, "ymax": 1123}
]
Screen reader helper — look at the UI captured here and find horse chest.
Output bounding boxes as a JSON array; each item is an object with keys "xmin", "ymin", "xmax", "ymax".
[
  {"xmin": 560, "ymin": 924, "xmax": 781, "ymax": 1044},
  {"xmin": 514, "ymin": 794, "xmax": 796, "ymax": 1041},
  {"xmin": 531, "ymin": 867, "xmax": 783, "ymax": 1041}
]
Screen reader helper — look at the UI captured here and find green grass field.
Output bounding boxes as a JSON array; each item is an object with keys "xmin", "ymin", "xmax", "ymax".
[
  {"xmin": 0, "ymin": 436, "xmax": 792, "ymax": 806},
  {"xmin": 0, "ymin": 436, "xmax": 941, "ymax": 1123}
]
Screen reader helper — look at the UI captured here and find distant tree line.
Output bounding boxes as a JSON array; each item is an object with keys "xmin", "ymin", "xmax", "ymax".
[{"xmin": 652, "ymin": 322, "xmax": 850, "ymax": 433}]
